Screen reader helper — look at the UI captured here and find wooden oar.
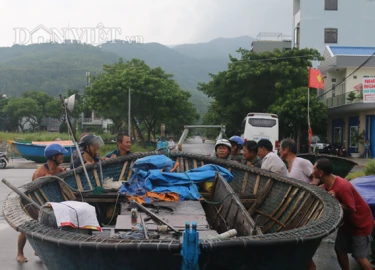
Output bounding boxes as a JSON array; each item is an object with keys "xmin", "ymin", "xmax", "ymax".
[{"xmin": 2, "ymin": 178, "xmax": 41, "ymax": 210}]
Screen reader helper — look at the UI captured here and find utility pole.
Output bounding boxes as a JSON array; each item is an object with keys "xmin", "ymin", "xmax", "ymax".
[{"xmin": 128, "ymin": 87, "xmax": 131, "ymax": 139}]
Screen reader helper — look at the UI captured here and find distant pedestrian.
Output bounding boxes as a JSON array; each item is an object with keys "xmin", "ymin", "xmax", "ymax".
[{"xmin": 362, "ymin": 139, "xmax": 372, "ymax": 159}]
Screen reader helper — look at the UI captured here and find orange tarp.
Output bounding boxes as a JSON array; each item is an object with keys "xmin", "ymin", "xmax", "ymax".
[{"xmin": 126, "ymin": 191, "xmax": 180, "ymax": 204}]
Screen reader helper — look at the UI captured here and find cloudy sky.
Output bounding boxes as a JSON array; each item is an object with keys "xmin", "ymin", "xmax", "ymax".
[{"xmin": 1, "ymin": 0, "xmax": 292, "ymax": 47}]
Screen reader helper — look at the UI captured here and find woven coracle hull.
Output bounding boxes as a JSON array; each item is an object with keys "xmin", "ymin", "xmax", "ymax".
[
  {"xmin": 297, "ymin": 153, "xmax": 358, "ymax": 178},
  {"xmin": 3, "ymin": 151, "xmax": 343, "ymax": 270}
]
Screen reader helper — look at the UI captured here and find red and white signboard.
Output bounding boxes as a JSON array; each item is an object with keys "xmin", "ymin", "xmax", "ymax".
[{"xmin": 363, "ymin": 76, "xmax": 375, "ymax": 103}]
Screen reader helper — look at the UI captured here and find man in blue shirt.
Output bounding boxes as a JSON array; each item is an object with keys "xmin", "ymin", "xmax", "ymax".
[{"xmin": 105, "ymin": 133, "xmax": 132, "ymax": 158}]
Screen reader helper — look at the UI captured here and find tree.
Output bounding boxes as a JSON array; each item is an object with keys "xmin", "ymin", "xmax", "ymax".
[
  {"xmin": 22, "ymin": 90, "xmax": 62, "ymax": 130},
  {"xmin": 269, "ymin": 87, "xmax": 327, "ymax": 152},
  {"xmin": 198, "ymin": 48, "xmax": 323, "ymax": 135},
  {"xmin": 2, "ymin": 97, "xmax": 41, "ymax": 132},
  {"xmin": 84, "ymin": 58, "xmax": 199, "ymax": 140}
]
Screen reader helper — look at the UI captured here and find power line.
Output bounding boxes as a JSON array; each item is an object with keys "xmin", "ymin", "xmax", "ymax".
[{"xmin": 316, "ymin": 51, "xmax": 375, "ymax": 99}]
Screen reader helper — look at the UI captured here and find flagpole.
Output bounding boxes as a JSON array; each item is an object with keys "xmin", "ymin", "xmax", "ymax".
[{"xmin": 308, "ymin": 87, "xmax": 311, "ymax": 153}]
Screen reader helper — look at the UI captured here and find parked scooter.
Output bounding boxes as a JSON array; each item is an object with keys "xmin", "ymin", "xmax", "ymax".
[{"xmin": 0, "ymin": 152, "xmax": 9, "ymax": 169}]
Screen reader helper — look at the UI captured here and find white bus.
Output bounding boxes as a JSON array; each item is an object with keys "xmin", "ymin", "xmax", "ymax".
[{"xmin": 241, "ymin": 113, "xmax": 279, "ymax": 152}]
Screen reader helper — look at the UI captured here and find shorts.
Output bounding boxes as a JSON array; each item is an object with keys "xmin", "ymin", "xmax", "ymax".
[{"xmin": 335, "ymin": 231, "xmax": 373, "ymax": 259}]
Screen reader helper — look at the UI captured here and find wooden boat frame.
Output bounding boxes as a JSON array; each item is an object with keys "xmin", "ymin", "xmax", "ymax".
[{"xmin": 3, "ymin": 151, "xmax": 343, "ymax": 270}]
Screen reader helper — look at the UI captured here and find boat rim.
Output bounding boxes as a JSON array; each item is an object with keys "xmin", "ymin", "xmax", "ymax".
[
  {"xmin": 2, "ymin": 151, "xmax": 343, "ymax": 251},
  {"xmin": 297, "ymin": 153, "xmax": 359, "ymax": 166}
]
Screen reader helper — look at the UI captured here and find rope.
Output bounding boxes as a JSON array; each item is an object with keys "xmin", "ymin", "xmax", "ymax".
[
  {"xmin": 103, "ymin": 192, "xmax": 121, "ymax": 226},
  {"xmin": 183, "ymin": 169, "xmax": 238, "ymax": 205}
]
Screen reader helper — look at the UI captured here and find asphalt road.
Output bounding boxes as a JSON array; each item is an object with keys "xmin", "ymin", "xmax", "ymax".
[{"xmin": 0, "ymin": 137, "xmax": 365, "ymax": 269}]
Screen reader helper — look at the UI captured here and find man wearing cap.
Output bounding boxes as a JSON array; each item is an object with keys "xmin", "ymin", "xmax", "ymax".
[{"xmin": 257, "ymin": 139, "xmax": 287, "ymax": 176}]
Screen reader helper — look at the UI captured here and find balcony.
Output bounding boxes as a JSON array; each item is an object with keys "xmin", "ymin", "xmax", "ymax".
[
  {"xmin": 325, "ymin": 91, "xmax": 363, "ymax": 109},
  {"xmin": 294, "ymin": 10, "xmax": 300, "ymax": 28},
  {"xmin": 82, "ymin": 118, "xmax": 103, "ymax": 125}
]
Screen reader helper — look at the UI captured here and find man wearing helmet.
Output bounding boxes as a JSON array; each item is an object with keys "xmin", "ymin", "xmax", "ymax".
[
  {"xmin": 17, "ymin": 143, "xmax": 68, "ymax": 263},
  {"xmin": 228, "ymin": 136, "xmax": 244, "ymax": 163},
  {"xmin": 70, "ymin": 133, "xmax": 104, "ymax": 169},
  {"xmin": 213, "ymin": 139, "xmax": 232, "ymax": 159}
]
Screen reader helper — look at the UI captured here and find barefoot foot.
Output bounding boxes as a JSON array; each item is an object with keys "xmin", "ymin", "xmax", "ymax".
[{"xmin": 16, "ymin": 254, "xmax": 28, "ymax": 263}]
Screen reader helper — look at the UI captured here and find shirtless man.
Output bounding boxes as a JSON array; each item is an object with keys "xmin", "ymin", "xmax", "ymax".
[{"xmin": 17, "ymin": 143, "xmax": 67, "ymax": 262}]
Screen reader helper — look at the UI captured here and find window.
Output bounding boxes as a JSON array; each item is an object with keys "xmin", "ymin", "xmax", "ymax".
[
  {"xmin": 325, "ymin": 0, "xmax": 338, "ymax": 10},
  {"xmin": 325, "ymin": 28, "xmax": 338, "ymax": 43},
  {"xmin": 332, "ymin": 84, "xmax": 336, "ymax": 97},
  {"xmin": 248, "ymin": 118, "xmax": 276, "ymax": 128}
]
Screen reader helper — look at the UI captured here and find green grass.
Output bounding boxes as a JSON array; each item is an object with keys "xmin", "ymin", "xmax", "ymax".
[
  {"xmin": 347, "ymin": 160, "xmax": 375, "ymax": 180},
  {"xmin": 347, "ymin": 171, "xmax": 366, "ymax": 180}
]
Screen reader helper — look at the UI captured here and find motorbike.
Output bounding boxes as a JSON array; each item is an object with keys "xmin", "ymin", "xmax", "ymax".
[
  {"xmin": 202, "ymin": 138, "xmax": 206, "ymax": 143},
  {"xmin": 0, "ymin": 152, "xmax": 9, "ymax": 169}
]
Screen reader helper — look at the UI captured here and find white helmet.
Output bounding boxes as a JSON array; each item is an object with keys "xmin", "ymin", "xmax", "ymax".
[{"xmin": 215, "ymin": 139, "xmax": 232, "ymax": 151}]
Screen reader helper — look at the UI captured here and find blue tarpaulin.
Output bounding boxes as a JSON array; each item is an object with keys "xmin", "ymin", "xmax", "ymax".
[
  {"xmin": 351, "ymin": 176, "xmax": 375, "ymax": 219},
  {"xmin": 119, "ymin": 155, "xmax": 233, "ymax": 200}
]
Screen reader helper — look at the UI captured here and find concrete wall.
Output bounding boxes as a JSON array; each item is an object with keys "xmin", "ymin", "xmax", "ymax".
[{"xmin": 295, "ymin": 0, "xmax": 375, "ymax": 55}]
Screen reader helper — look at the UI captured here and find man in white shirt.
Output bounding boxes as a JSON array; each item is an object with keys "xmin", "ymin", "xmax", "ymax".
[
  {"xmin": 257, "ymin": 139, "xmax": 287, "ymax": 176},
  {"xmin": 279, "ymin": 138, "xmax": 320, "ymax": 270},
  {"xmin": 279, "ymin": 138, "xmax": 320, "ymax": 185}
]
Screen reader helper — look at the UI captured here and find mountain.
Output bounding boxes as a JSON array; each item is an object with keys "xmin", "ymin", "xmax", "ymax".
[
  {"xmin": 172, "ymin": 36, "xmax": 254, "ymax": 60},
  {"xmin": 0, "ymin": 36, "xmax": 254, "ymax": 116}
]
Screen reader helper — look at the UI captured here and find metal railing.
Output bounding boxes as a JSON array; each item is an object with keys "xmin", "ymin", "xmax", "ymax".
[{"xmin": 324, "ymin": 91, "xmax": 363, "ymax": 109}]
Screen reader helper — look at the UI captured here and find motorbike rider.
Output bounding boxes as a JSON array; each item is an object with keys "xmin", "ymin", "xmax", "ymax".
[
  {"xmin": 228, "ymin": 136, "xmax": 244, "ymax": 163},
  {"xmin": 212, "ymin": 139, "xmax": 232, "ymax": 159},
  {"xmin": 17, "ymin": 143, "xmax": 68, "ymax": 263},
  {"xmin": 70, "ymin": 134, "xmax": 104, "ymax": 169}
]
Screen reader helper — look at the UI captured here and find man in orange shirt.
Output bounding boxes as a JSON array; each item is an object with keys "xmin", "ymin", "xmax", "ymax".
[{"xmin": 17, "ymin": 143, "xmax": 67, "ymax": 263}]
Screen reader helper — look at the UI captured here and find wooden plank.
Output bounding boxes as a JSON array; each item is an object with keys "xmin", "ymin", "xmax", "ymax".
[
  {"xmin": 253, "ymin": 175, "xmax": 261, "ymax": 195},
  {"xmin": 241, "ymin": 172, "xmax": 249, "ymax": 194},
  {"xmin": 118, "ymin": 161, "xmax": 128, "ymax": 182},
  {"xmin": 248, "ymin": 178, "xmax": 273, "ymax": 216},
  {"xmin": 33, "ymin": 191, "xmax": 44, "ymax": 205},
  {"xmin": 201, "ymin": 161, "xmax": 204, "ymax": 166},
  {"xmin": 184, "ymin": 159, "xmax": 189, "ymax": 171},
  {"xmin": 193, "ymin": 159, "xmax": 198, "ymax": 169},
  {"xmin": 301, "ymin": 201, "xmax": 320, "ymax": 226},
  {"xmin": 261, "ymin": 185, "xmax": 292, "ymax": 227},
  {"xmin": 38, "ymin": 188, "xmax": 49, "ymax": 202},
  {"xmin": 296, "ymin": 199, "xmax": 317, "ymax": 228},
  {"xmin": 75, "ymin": 174, "xmax": 84, "ymax": 191},
  {"xmin": 178, "ymin": 158, "xmax": 184, "ymax": 172},
  {"xmin": 262, "ymin": 187, "xmax": 299, "ymax": 233},
  {"xmin": 282, "ymin": 194, "xmax": 314, "ymax": 231},
  {"xmin": 58, "ymin": 181, "xmax": 76, "ymax": 200},
  {"xmin": 226, "ymin": 203, "xmax": 239, "ymax": 229},
  {"xmin": 93, "ymin": 169, "xmax": 101, "ymax": 187},
  {"xmin": 276, "ymin": 191, "xmax": 306, "ymax": 232},
  {"xmin": 127, "ymin": 161, "xmax": 135, "ymax": 180},
  {"xmin": 256, "ymin": 210, "xmax": 286, "ymax": 228}
]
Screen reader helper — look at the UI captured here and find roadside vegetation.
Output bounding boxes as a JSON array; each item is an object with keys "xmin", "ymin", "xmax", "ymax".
[{"xmin": 347, "ymin": 159, "xmax": 375, "ymax": 180}]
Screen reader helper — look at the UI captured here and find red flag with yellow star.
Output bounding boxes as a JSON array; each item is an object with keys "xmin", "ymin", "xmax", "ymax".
[{"xmin": 308, "ymin": 68, "xmax": 324, "ymax": 89}]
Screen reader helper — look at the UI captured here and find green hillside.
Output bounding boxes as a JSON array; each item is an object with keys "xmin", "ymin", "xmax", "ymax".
[
  {"xmin": 172, "ymin": 36, "xmax": 254, "ymax": 60},
  {"xmin": 0, "ymin": 36, "xmax": 254, "ymax": 117}
]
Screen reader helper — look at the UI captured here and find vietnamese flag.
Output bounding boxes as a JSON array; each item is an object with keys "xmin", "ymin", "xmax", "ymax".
[
  {"xmin": 308, "ymin": 127, "xmax": 313, "ymax": 146},
  {"xmin": 308, "ymin": 68, "xmax": 325, "ymax": 89}
]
